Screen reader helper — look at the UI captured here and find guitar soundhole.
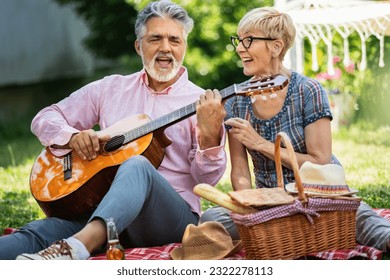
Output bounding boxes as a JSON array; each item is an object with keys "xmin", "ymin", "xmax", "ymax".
[{"xmin": 103, "ymin": 135, "xmax": 125, "ymax": 152}]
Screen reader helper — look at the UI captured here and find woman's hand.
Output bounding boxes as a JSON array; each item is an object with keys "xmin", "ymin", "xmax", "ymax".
[{"xmin": 225, "ymin": 118, "xmax": 265, "ymax": 150}]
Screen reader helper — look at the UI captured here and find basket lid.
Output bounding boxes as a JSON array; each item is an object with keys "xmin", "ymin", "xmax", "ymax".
[{"xmin": 228, "ymin": 188, "xmax": 295, "ymax": 207}]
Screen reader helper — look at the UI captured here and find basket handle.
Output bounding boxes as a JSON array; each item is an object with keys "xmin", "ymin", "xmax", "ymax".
[{"xmin": 274, "ymin": 132, "xmax": 306, "ymax": 202}]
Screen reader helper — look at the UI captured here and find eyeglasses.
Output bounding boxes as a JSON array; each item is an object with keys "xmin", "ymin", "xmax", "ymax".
[{"xmin": 230, "ymin": 36, "xmax": 276, "ymax": 49}]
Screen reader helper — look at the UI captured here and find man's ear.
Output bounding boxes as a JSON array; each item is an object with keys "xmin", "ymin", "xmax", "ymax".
[{"xmin": 134, "ymin": 40, "xmax": 141, "ymax": 56}]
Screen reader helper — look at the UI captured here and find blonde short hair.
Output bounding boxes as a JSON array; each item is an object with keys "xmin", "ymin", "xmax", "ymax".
[{"xmin": 237, "ymin": 7, "xmax": 296, "ymax": 59}]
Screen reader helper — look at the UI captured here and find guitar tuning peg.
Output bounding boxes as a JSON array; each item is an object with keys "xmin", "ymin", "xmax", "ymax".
[{"xmin": 250, "ymin": 96, "xmax": 257, "ymax": 103}]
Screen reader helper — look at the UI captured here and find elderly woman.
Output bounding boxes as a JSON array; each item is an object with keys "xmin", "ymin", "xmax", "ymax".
[
  {"xmin": 0, "ymin": 0, "xmax": 227, "ymax": 260},
  {"xmin": 201, "ymin": 7, "xmax": 390, "ymax": 254}
]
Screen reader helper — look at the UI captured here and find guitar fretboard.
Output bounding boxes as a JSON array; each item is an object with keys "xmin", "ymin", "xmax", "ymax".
[{"xmin": 122, "ymin": 84, "xmax": 237, "ymax": 144}]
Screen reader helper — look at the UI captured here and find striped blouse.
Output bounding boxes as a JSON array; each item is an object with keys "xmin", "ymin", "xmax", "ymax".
[{"xmin": 225, "ymin": 71, "xmax": 340, "ymax": 188}]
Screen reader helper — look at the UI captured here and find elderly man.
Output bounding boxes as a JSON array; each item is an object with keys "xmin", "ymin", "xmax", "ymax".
[{"xmin": 0, "ymin": 0, "xmax": 227, "ymax": 260}]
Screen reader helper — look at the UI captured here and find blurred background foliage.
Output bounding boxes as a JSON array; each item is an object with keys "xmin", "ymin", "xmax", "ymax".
[
  {"xmin": 53, "ymin": 0, "xmax": 390, "ymax": 126},
  {"xmin": 55, "ymin": 0, "xmax": 139, "ymax": 60},
  {"xmin": 304, "ymin": 31, "xmax": 390, "ymax": 127},
  {"xmin": 54, "ymin": 0, "xmax": 273, "ymax": 89}
]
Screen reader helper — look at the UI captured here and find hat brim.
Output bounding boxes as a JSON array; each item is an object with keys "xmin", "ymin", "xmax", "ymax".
[
  {"xmin": 226, "ymin": 240, "xmax": 243, "ymax": 258},
  {"xmin": 285, "ymin": 183, "xmax": 358, "ymax": 197},
  {"xmin": 170, "ymin": 240, "xmax": 243, "ymax": 260}
]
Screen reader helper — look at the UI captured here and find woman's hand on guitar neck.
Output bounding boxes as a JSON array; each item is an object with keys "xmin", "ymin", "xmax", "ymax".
[
  {"xmin": 68, "ymin": 129, "xmax": 111, "ymax": 161},
  {"xmin": 195, "ymin": 89, "xmax": 226, "ymax": 150}
]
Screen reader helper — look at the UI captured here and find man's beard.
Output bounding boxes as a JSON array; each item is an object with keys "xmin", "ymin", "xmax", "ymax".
[{"xmin": 141, "ymin": 51, "xmax": 183, "ymax": 83}]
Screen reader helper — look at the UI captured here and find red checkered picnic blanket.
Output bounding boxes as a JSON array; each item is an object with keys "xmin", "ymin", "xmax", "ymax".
[
  {"xmin": 4, "ymin": 209, "xmax": 390, "ymax": 260},
  {"xmin": 89, "ymin": 243, "xmax": 246, "ymax": 260},
  {"xmin": 88, "ymin": 242, "xmax": 381, "ymax": 260},
  {"xmin": 90, "ymin": 208, "xmax": 390, "ymax": 260}
]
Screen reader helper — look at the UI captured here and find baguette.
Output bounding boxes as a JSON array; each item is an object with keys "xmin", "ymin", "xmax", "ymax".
[{"xmin": 194, "ymin": 183, "xmax": 257, "ymax": 215}]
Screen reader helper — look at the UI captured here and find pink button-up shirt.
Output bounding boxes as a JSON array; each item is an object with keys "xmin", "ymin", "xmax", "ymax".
[{"xmin": 31, "ymin": 67, "xmax": 226, "ymax": 215}]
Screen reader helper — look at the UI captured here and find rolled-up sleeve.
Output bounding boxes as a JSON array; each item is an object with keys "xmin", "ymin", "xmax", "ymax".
[{"xmin": 189, "ymin": 125, "xmax": 227, "ymax": 186}]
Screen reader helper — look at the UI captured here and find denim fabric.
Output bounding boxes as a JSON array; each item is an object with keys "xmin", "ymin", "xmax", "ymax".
[
  {"xmin": 90, "ymin": 155, "xmax": 199, "ymax": 248},
  {"xmin": 0, "ymin": 155, "xmax": 198, "ymax": 259},
  {"xmin": 0, "ymin": 217, "xmax": 86, "ymax": 260},
  {"xmin": 356, "ymin": 202, "xmax": 390, "ymax": 252}
]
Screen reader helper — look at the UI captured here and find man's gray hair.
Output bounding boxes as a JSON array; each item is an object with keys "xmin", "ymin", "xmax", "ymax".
[{"xmin": 135, "ymin": 0, "xmax": 194, "ymax": 40}]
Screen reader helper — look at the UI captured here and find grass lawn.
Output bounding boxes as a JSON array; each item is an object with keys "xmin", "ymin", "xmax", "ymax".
[
  {"xmin": 0, "ymin": 136, "xmax": 45, "ymax": 230},
  {"xmin": 1, "ymin": 123, "xmax": 390, "ymax": 235}
]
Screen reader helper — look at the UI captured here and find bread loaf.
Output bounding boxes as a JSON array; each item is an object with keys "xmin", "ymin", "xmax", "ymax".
[{"xmin": 193, "ymin": 183, "xmax": 257, "ymax": 215}]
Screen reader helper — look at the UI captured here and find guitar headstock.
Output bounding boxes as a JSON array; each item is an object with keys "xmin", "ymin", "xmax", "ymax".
[{"xmin": 235, "ymin": 74, "xmax": 289, "ymax": 97}]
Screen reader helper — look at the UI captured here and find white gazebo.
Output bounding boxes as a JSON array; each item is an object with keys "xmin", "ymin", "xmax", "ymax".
[{"xmin": 275, "ymin": 0, "xmax": 390, "ymax": 74}]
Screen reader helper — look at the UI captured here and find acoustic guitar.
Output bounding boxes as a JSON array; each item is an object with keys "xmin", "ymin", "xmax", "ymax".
[{"xmin": 30, "ymin": 74, "xmax": 289, "ymax": 219}]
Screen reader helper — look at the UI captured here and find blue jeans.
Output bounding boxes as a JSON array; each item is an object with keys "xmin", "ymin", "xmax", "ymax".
[
  {"xmin": 200, "ymin": 202, "xmax": 390, "ymax": 253},
  {"xmin": 0, "ymin": 155, "xmax": 198, "ymax": 259}
]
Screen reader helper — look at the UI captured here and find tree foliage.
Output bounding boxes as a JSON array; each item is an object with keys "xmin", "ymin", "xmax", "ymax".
[
  {"xmin": 180, "ymin": 0, "xmax": 274, "ymax": 89},
  {"xmin": 54, "ymin": 0, "xmax": 390, "ymax": 125},
  {"xmin": 55, "ymin": 0, "xmax": 138, "ymax": 59},
  {"xmin": 55, "ymin": 0, "xmax": 273, "ymax": 89}
]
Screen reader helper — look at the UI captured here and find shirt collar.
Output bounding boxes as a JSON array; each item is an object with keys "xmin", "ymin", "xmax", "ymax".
[{"xmin": 140, "ymin": 67, "xmax": 187, "ymax": 95}]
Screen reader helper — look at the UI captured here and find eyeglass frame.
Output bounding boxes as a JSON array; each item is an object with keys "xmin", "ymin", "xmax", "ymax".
[{"xmin": 230, "ymin": 36, "xmax": 276, "ymax": 49}]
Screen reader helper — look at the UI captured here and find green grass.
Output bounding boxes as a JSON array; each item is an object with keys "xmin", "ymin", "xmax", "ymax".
[
  {"xmin": 1, "ymin": 122, "xmax": 390, "ymax": 234},
  {"xmin": 0, "ymin": 135, "xmax": 45, "ymax": 231},
  {"xmin": 332, "ymin": 123, "xmax": 390, "ymax": 208}
]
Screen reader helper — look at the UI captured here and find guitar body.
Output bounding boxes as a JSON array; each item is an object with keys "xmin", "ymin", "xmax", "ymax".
[{"xmin": 30, "ymin": 114, "xmax": 169, "ymax": 219}]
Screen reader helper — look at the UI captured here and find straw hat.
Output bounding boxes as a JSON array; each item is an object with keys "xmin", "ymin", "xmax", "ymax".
[
  {"xmin": 285, "ymin": 161, "xmax": 358, "ymax": 196},
  {"xmin": 170, "ymin": 221, "xmax": 243, "ymax": 260}
]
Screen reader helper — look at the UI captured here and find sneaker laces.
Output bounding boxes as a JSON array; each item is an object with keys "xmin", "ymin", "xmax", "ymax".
[{"xmin": 37, "ymin": 240, "xmax": 74, "ymax": 260}]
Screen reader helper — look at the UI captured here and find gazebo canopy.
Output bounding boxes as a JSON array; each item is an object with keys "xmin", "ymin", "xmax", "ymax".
[{"xmin": 275, "ymin": 0, "xmax": 390, "ymax": 73}]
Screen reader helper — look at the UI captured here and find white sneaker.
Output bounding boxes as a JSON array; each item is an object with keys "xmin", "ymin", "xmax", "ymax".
[{"xmin": 16, "ymin": 240, "xmax": 80, "ymax": 260}]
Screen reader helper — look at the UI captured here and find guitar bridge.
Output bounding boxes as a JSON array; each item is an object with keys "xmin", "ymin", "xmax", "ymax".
[{"xmin": 63, "ymin": 153, "xmax": 72, "ymax": 181}]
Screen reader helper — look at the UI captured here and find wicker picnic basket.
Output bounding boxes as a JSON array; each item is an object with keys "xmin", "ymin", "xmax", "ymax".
[{"xmin": 231, "ymin": 132, "xmax": 361, "ymax": 260}]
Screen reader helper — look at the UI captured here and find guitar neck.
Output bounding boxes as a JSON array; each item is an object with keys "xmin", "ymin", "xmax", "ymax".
[
  {"xmin": 122, "ymin": 84, "xmax": 237, "ymax": 144},
  {"xmin": 108, "ymin": 74, "xmax": 288, "ymax": 148}
]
